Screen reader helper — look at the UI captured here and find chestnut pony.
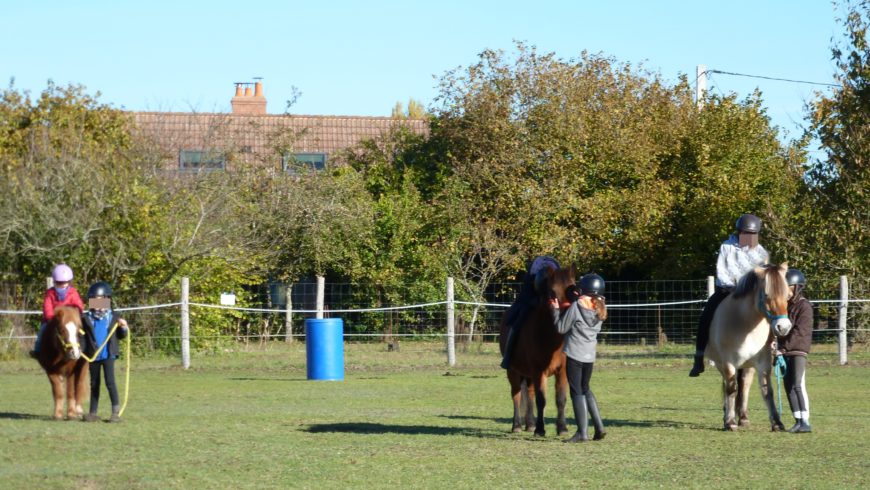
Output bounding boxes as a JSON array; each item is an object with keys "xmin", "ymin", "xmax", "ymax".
[
  {"xmin": 707, "ymin": 263, "xmax": 792, "ymax": 431},
  {"xmin": 498, "ymin": 265, "xmax": 575, "ymax": 436},
  {"xmin": 35, "ymin": 306, "xmax": 89, "ymax": 420}
]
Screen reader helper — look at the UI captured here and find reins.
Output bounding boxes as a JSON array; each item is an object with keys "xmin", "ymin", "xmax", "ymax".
[{"xmin": 772, "ymin": 339, "xmax": 787, "ymax": 417}]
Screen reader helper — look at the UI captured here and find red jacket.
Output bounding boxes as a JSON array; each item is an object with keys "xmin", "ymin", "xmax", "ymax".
[{"xmin": 42, "ymin": 287, "xmax": 85, "ymax": 323}]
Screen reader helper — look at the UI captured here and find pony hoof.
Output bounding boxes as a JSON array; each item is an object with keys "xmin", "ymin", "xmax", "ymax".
[
  {"xmin": 534, "ymin": 431, "xmax": 546, "ymax": 437},
  {"xmin": 557, "ymin": 430, "xmax": 570, "ymax": 437},
  {"xmin": 723, "ymin": 424, "xmax": 738, "ymax": 432},
  {"xmin": 511, "ymin": 427, "xmax": 523, "ymax": 434},
  {"xmin": 771, "ymin": 423, "xmax": 786, "ymax": 432},
  {"xmin": 738, "ymin": 418, "xmax": 750, "ymax": 427}
]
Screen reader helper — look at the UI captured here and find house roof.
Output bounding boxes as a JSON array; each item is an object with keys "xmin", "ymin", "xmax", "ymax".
[{"xmin": 131, "ymin": 112, "xmax": 429, "ymax": 164}]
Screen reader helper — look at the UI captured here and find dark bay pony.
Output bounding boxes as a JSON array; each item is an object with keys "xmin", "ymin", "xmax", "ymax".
[
  {"xmin": 35, "ymin": 306, "xmax": 89, "ymax": 420},
  {"xmin": 707, "ymin": 263, "xmax": 792, "ymax": 431},
  {"xmin": 498, "ymin": 265, "xmax": 576, "ymax": 436}
]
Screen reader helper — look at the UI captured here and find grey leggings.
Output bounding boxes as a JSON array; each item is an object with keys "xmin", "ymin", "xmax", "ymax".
[{"xmin": 784, "ymin": 355, "xmax": 810, "ymax": 420}]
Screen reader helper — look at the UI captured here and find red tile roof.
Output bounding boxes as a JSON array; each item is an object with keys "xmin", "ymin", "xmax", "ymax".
[{"xmin": 131, "ymin": 112, "xmax": 428, "ymax": 167}]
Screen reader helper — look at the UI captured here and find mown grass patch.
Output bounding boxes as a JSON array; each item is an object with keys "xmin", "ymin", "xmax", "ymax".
[{"xmin": 1, "ymin": 342, "xmax": 868, "ymax": 489}]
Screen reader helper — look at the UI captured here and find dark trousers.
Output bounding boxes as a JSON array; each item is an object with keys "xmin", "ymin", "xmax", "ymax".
[
  {"xmin": 89, "ymin": 357, "xmax": 119, "ymax": 413},
  {"xmin": 566, "ymin": 357, "xmax": 604, "ymax": 436},
  {"xmin": 694, "ymin": 289, "xmax": 730, "ymax": 356},
  {"xmin": 566, "ymin": 357, "xmax": 594, "ymax": 397}
]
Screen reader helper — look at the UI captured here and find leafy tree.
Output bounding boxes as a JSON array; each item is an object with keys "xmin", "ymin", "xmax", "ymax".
[
  {"xmin": 426, "ymin": 43, "xmax": 795, "ymax": 281},
  {"xmin": 390, "ymin": 98, "xmax": 428, "ymax": 119},
  {"xmin": 794, "ymin": 0, "xmax": 870, "ymax": 280}
]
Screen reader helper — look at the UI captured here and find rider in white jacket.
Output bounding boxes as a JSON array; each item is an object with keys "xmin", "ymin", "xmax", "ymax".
[{"xmin": 689, "ymin": 214, "xmax": 769, "ymax": 376}]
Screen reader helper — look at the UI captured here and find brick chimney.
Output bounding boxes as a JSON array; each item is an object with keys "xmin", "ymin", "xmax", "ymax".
[{"xmin": 231, "ymin": 80, "xmax": 267, "ymax": 115}]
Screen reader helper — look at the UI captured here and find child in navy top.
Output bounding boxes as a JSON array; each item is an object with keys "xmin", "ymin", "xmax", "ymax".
[{"xmin": 81, "ymin": 281, "xmax": 129, "ymax": 423}]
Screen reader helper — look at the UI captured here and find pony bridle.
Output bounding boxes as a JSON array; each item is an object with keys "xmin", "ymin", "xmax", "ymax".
[
  {"xmin": 55, "ymin": 322, "xmax": 84, "ymax": 360},
  {"xmin": 757, "ymin": 287, "xmax": 792, "ymax": 337}
]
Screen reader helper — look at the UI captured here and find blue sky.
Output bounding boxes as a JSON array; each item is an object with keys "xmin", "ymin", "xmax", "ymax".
[{"xmin": 1, "ymin": 1, "xmax": 848, "ymax": 142}]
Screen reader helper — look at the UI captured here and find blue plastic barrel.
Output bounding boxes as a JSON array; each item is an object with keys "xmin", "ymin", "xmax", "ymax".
[{"xmin": 305, "ymin": 318, "xmax": 344, "ymax": 380}]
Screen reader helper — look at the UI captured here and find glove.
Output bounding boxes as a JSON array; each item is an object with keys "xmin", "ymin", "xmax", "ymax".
[{"xmin": 565, "ymin": 285, "xmax": 580, "ymax": 302}]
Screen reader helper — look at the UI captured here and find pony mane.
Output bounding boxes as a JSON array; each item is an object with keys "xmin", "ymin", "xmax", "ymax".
[
  {"xmin": 732, "ymin": 264, "xmax": 788, "ymax": 301},
  {"xmin": 546, "ymin": 266, "xmax": 577, "ymax": 305},
  {"xmin": 732, "ymin": 268, "xmax": 761, "ymax": 299},
  {"xmin": 549, "ymin": 268, "xmax": 575, "ymax": 290}
]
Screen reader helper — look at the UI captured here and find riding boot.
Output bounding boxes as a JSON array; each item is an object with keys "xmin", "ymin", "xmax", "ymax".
[
  {"xmin": 83, "ymin": 413, "xmax": 100, "ymax": 422},
  {"xmin": 30, "ymin": 326, "xmax": 45, "ymax": 358},
  {"xmin": 795, "ymin": 419, "xmax": 811, "ymax": 433},
  {"xmin": 786, "ymin": 418, "xmax": 802, "ymax": 433},
  {"xmin": 108, "ymin": 406, "xmax": 121, "ymax": 423},
  {"xmin": 586, "ymin": 392, "xmax": 607, "ymax": 441},
  {"xmin": 565, "ymin": 394, "xmax": 588, "ymax": 443},
  {"xmin": 689, "ymin": 355, "xmax": 705, "ymax": 377}
]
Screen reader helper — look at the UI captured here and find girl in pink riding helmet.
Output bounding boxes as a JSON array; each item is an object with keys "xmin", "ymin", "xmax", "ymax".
[{"xmin": 30, "ymin": 264, "xmax": 85, "ymax": 357}]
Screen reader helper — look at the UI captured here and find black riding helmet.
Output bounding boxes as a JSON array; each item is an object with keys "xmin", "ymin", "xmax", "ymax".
[
  {"xmin": 785, "ymin": 269, "xmax": 806, "ymax": 286},
  {"xmin": 87, "ymin": 281, "xmax": 113, "ymax": 298},
  {"xmin": 579, "ymin": 273, "xmax": 605, "ymax": 296},
  {"xmin": 785, "ymin": 268, "xmax": 806, "ymax": 301},
  {"xmin": 736, "ymin": 214, "xmax": 762, "ymax": 233}
]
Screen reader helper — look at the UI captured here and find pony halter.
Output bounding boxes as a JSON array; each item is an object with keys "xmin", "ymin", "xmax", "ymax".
[
  {"xmin": 55, "ymin": 326, "xmax": 84, "ymax": 352},
  {"xmin": 757, "ymin": 287, "xmax": 788, "ymax": 324}
]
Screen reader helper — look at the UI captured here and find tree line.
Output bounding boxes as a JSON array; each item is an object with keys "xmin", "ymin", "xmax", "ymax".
[{"xmin": 1, "ymin": 3, "xmax": 867, "ymax": 335}]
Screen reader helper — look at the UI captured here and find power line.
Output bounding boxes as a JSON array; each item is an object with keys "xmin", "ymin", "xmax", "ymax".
[{"xmin": 708, "ymin": 69, "xmax": 839, "ymax": 88}]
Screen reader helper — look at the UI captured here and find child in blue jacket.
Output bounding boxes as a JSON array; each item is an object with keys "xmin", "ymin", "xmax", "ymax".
[{"xmin": 81, "ymin": 281, "xmax": 129, "ymax": 423}]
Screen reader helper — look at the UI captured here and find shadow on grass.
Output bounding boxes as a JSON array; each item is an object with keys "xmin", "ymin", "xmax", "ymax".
[
  {"xmin": 226, "ymin": 377, "xmax": 308, "ymax": 382},
  {"xmin": 305, "ymin": 422, "xmax": 510, "ymax": 438},
  {"xmin": 439, "ymin": 414, "xmax": 713, "ymax": 431},
  {"xmin": 0, "ymin": 412, "xmax": 54, "ymax": 421}
]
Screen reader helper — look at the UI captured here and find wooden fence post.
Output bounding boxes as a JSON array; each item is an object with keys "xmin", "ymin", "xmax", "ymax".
[
  {"xmin": 181, "ymin": 277, "xmax": 190, "ymax": 369},
  {"xmin": 316, "ymin": 276, "xmax": 325, "ymax": 319},
  {"xmin": 285, "ymin": 283, "xmax": 293, "ymax": 343},
  {"xmin": 446, "ymin": 277, "xmax": 455, "ymax": 366},
  {"xmin": 839, "ymin": 275, "xmax": 848, "ymax": 365}
]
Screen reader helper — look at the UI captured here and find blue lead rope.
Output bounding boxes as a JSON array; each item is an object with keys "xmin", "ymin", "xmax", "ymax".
[{"xmin": 774, "ymin": 354, "xmax": 787, "ymax": 416}]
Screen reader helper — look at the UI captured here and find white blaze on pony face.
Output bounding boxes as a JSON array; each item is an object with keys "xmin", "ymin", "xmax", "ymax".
[{"xmin": 64, "ymin": 321, "xmax": 81, "ymax": 360}]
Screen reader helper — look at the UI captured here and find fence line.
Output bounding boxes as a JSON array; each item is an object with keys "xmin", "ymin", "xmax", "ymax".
[
  {"xmin": 2, "ymin": 276, "xmax": 868, "ymax": 367},
  {"xmin": 4, "ymin": 297, "xmax": 867, "ymax": 317}
]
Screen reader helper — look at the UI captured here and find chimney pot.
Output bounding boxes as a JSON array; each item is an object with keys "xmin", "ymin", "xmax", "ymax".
[{"xmin": 231, "ymin": 80, "xmax": 267, "ymax": 115}]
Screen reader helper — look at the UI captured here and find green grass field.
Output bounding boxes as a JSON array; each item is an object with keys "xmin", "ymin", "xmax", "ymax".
[{"xmin": 1, "ymin": 342, "xmax": 868, "ymax": 489}]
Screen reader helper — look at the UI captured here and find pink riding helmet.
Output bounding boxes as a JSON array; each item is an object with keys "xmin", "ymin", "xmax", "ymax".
[{"xmin": 51, "ymin": 264, "xmax": 74, "ymax": 282}]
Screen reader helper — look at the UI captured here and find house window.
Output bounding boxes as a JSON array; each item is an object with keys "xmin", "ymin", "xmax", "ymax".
[
  {"xmin": 283, "ymin": 153, "xmax": 327, "ymax": 174},
  {"xmin": 179, "ymin": 150, "xmax": 226, "ymax": 171}
]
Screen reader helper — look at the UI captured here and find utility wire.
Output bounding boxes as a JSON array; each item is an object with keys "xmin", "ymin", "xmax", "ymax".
[{"xmin": 708, "ymin": 69, "xmax": 839, "ymax": 88}]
